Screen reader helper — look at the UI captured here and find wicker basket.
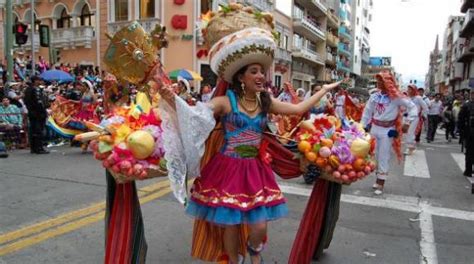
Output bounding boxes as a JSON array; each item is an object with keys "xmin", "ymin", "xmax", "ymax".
[{"xmin": 109, "ymin": 167, "xmax": 168, "ymax": 184}]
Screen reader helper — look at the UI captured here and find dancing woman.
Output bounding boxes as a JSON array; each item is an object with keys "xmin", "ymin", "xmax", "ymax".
[{"xmin": 157, "ymin": 4, "xmax": 343, "ymax": 263}]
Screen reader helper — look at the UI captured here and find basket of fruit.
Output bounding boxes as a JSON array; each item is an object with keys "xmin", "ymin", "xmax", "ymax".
[
  {"xmin": 75, "ymin": 93, "xmax": 168, "ymax": 183},
  {"xmin": 295, "ymin": 114, "xmax": 376, "ymax": 185}
]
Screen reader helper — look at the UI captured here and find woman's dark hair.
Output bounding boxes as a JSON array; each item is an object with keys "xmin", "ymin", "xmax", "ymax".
[{"xmin": 231, "ymin": 65, "xmax": 272, "ymax": 113}]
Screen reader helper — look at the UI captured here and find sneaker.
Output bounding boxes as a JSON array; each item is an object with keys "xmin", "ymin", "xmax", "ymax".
[
  {"xmin": 372, "ymin": 183, "xmax": 381, "ymax": 189},
  {"xmin": 374, "ymin": 189, "xmax": 383, "ymax": 195}
]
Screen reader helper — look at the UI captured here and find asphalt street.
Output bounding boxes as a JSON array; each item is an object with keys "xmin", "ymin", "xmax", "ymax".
[{"xmin": 0, "ymin": 133, "xmax": 473, "ymax": 264}]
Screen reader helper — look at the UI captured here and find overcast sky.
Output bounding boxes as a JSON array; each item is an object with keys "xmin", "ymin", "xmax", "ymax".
[{"xmin": 275, "ymin": 0, "xmax": 463, "ymax": 85}]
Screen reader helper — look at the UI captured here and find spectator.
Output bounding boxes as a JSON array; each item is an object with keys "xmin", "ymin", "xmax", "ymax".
[
  {"xmin": 443, "ymin": 103, "xmax": 456, "ymax": 142},
  {"xmin": 277, "ymin": 82, "xmax": 294, "ymax": 102},
  {"xmin": 200, "ymin": 84, "xmax": 213, "ymax": 103},
  {"xmin": 426, "ymin": 93, "xmax": 443, "ymax": 143},
  {"xmin": 0, "ymin": 97, "xmax": 23, "ymax": 147}
]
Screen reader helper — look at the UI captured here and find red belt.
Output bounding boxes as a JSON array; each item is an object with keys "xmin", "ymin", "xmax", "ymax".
[{"xmin": 372, "ymin": 119, "xmax": 396, "ymax": 128}]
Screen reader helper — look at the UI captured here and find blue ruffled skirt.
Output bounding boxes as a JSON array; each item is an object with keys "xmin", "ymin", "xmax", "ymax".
[{"xmin": 186, "ymin": 200, "xmax": 289, "ymax": 226}]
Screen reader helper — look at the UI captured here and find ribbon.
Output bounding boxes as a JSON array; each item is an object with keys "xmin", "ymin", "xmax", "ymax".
[{"xmin": 259, "ymin": 140, "xmax": 272, "ymax": 164}]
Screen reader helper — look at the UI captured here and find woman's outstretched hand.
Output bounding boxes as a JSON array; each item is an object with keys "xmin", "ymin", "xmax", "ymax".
[
  {"xmin": 157, "ymin": 83, "xmax": 175, "ymax": 103},
  {"xmin": 322, "ymin": 77, "xmax": 350, "ymax": 92}
]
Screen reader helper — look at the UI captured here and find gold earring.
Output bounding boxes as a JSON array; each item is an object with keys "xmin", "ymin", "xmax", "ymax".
[{"xmin": 241, "ymin": 83, "xmax": 246, "ymax": 95}]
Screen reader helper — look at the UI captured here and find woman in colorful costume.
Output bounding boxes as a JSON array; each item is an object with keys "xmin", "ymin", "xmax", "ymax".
[
  {"xmin": 405, "ymin": 84, "xmax": 428, "ymax": 155},
  {"xmin": 156, "ymin": 4, "xmax": 341, "ymax": 263},
  {"xmin": 361, "ymin": 71, "xmax": 417, "ymax": 194}
]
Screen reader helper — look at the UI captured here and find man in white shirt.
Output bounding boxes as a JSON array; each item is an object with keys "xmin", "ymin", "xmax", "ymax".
[
  {"xmin": 426, "ymin": 93, "xmax": 443, "ymax": 143},
  {"xmin": 416, "ymin": 87, "xmax": 430, "ymax": 143},
  {"xmin": 361, "ymin": 71, "xmax": 417, "ymax": 195},
  {"xmin": 405, "ymin": 85, "xmax": 428, "ymax": 155}
]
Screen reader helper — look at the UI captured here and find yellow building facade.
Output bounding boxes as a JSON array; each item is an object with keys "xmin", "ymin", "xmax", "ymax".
[{"xmin": 0, "ymin": 0, "xmax": 292, "ymax": 88}]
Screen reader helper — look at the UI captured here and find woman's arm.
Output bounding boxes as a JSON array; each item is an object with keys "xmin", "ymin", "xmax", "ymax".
[
  {"xmin": 270, "ymin": 80, "xmax": 342, "ymax": 115},
  {"xmin": 158, "ymin": 84, "xmax": 228, "ymax": 116}
]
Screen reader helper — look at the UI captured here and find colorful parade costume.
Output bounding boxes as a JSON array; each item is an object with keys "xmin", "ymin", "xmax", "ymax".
[
  {"xmin": 74, "ymin": 21, "xmax": 170, "ymax": 264},
  {"xmin": 405, "ymin": 84, "xmax": 428, "ymax": 154},
  {"xmin": 186, "ymin": 89, "xmax": 288, "ymax": 225},
  {"xmin": 157, "ymin": 4, "xmax": 296, "ymax": 262},
  {"xmin": 47, "ymin": 79, "xmax": 100, "ymax": 138},
  {"xmin": 335, "ymin": 89, "xmax": 363, "ymax": 122},
  {"xmin": 361, "ymin": 71, "xmax": 417, "ymax": 193}
]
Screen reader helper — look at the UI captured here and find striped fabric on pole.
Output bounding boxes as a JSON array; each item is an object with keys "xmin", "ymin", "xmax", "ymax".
[{"xmin": 105, "ymin": 171, "xmax": 147, "ymax": 264}]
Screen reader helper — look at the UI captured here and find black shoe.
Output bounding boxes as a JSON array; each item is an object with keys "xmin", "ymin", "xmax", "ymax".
[{"xmin": 464, "ymin": 171, "xmax": 472, "ymax": 177}]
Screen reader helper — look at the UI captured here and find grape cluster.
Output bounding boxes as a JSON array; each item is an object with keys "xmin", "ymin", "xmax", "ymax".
[{"xmin": 303, "ymin": 164, "xmax": 321, "ymax": 185}]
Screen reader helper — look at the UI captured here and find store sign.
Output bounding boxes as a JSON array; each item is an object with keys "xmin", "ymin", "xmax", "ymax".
[{"xmin": 369, "ymin": 57, "xmax": 391, "ymax": 66}]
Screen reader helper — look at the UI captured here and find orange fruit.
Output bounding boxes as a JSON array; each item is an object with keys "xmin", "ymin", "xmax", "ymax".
[
  {"xmin": 298, "ymin": 140, "xmax": 312, "ymax": 153},
  {"xmin": 315, "ymin": 157, "xmax": 328, "ymax": 167},
  {"xmin": 305, "ymin": 151, "xmax": 318, "ymax": 162},
  {"xmin": 320, "ymin": 138, "xmax": 334, "ymax": 148},
  {"xmin": 353, "ymin": 158, "xmax": 366, "ymax": 171}
]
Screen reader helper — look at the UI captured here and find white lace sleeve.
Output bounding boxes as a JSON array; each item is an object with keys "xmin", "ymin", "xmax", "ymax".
[{"xmin": 159, "ymin": 96, "xmax": 216, "ymax": 204}]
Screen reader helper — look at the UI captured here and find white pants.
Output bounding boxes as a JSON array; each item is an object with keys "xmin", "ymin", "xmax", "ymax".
[
  {"xmin": 405, "ymin": 118, "xmax": 419, "ymax": 148},
  {"xmin": 335, "ymin": 106, "xmax": 345, "ymax": 119},
  {"xmin": 370, "ymin": 125, "xmax": 394, "ymax": 180}
]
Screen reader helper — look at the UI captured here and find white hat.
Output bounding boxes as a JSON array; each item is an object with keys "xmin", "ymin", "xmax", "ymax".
[
  {"xmin": 205, "ymin": 4, "xmax": 276, "ymax": 83},
  {"xmin": 177, "ymin": 76, "xmax": 190, "ymax": 93}
]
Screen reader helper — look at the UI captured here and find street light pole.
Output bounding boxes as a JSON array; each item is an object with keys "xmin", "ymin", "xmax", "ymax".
[
  {"xmin": 30, "ymin": 0, "xmax": 35, "ymax": 76},
  {"xmin": 5, "ymin": 0, "xmax": 13, "ymax": 82}
]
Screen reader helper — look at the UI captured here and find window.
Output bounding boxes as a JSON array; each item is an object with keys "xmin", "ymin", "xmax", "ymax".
[
  {"xmin": 139, "ymin": 0, "xmax": 154, "ymax": 19},
  {"xmin": 357, "ymin": 17, "xmax": 359, "ymax": 25},
  {"xmin": 358, "ymin": 0, "xmax": 360, "ymax": 6},
  {"xmin": 355, "ymin": 55, "xmax": 358, "ymax": 63},
  {"xmin": 274, "ymin": 75, "xmax": 282, "ymax": 89},
  {"xmin": 369, "ymin": 14, "xmax": 372, "ymax": 22},
  {"xmin": 201, "ymin": 0, "xmax": 211, "ymax": 14},
  {"xmin": 57, "ymin": 9, "xmax": 71, "ymax": 28},
  {"xmin": 79, "ymin": 5, "xmax": 95, "ymax": 27},
  {"xmin": 115, "ymin": 0, "xmax": 128, "ymax": 21},
  {"xmin": 283, "ymin": 35, "xmax": 289, "ymax": 50}
]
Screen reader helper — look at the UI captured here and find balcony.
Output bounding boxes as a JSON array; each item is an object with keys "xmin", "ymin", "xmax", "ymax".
[
  {"xmin": 450, "ymin": 62, "xmax": 463, "ymax": 81},
  {"xmin": 292, "ymin": 45, "xmax": 325, "ymax": 66},
  {"xmin": 242, "ymin": 0, "xmax": 273, "ymax": 11},
  {"xmin": 338, "ymin": 42, "xmax": 351, "ymax": 57},
  {"xmin": 337, "ymin": 61, "xmax": 351, "ymax": 73},
  {"xmin": 461, "ymin": 0, "xmax": 474, "ymax": 13},
  {"xmin": 325, "ymin": 52, "xmax": 336, "ymax": 66},
  {"xmin": 339, "ymin": 26, "xmax": 352, "ymax": 41},
  {"xmin": 295, "ymin": 0, "xmax": 327, "ymax": 16},
  {"xmin": 327, "ymin": 11, "xmax": 340, "ymax": 28},
  {"xmin": 51, "ymin": 26, "xmax": 95, "ymax": 49},
  {"xmin": 460, "ymin": 9, "xmax": 474, "ymax": 38},
  {"xmin": 362, "ymin": 49, "xmax": 370, "ymax": 63},
  {"xmin": 457, "ymin": 37, "xmax": 474, "ymax": 62},
  {"xmin": 275, "ymin": 48, "xmax": 292, "ymax": 64},
  {"xmin": 293, "ymin": 16, "xmax": 326, "ymax": 43},
  {"xmin": 107, "ymin": 18, "xmax": 161, "ymax": 36},
  {"xmin": 326, "ymin": 32, "xmax": 339, "ymax": 48},
  {"xmin": 339, "ymin": 9, "xmax": 348, "ymax": 21}
]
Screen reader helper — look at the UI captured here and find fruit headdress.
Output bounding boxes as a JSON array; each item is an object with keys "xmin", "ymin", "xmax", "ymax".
[{"xmin": 204, "ymin": 3, "xmax": 278, "ymax": 82}]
